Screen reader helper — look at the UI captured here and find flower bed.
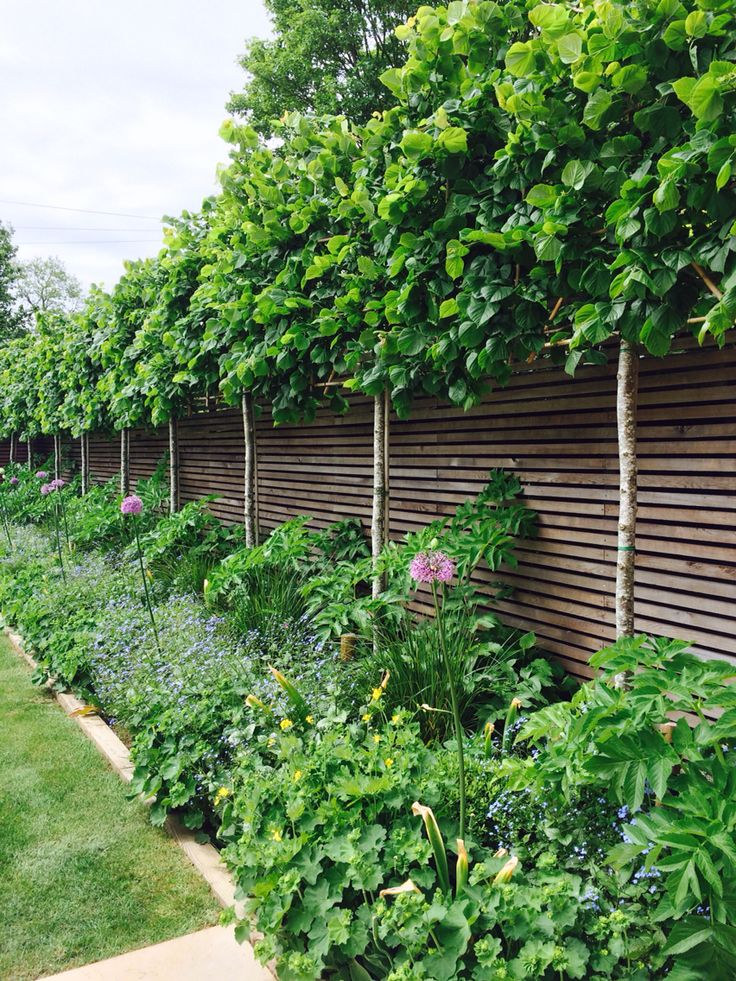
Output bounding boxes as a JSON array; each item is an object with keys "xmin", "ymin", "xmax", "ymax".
[{"xmin": 1, "ymin": 462, "xmax": 734, "ymax": 980}]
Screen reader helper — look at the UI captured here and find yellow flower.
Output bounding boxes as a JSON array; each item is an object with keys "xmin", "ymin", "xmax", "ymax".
[
  {"xmin": 391, "ymin": 713, "xmax": 401, "ymax": 724},
  {"xmin": 293, "ymin": 770, "xmax": 302, "ymax": 782},
  {"xmin": 510, "ymin": 697, "xmax": 522, "ymax": 710},
  {"xmin": 362, "ymin": 713, "xmax": 371, "ymax": 722},
  {"xmin": 384, "ymin": 758, "xmax": 394, "ymax": 768},
  {"xmin": 271, "ymin": 828, "xmax": 282, "ymax": 842},
  {"xmin": 371, "ymin": 687, "xmax": 383, "ymax": 702},
  {"xmin": 213, "ymin": 786, "xmax": 231, "ymax": 805},
  {"xmin": 280, "ymin": 718, "xmax": 293, "ymax": 731},
  {"xmin": 267, "ymin": 736, "xmax": 276, "ymax": 747},
  {"xmin": 373, "ymin": 733, "xmax": 381, "ymax": 744},
  {"xmin": 305, "ymin": 715, "xmax": 314, "ymax": 724}
]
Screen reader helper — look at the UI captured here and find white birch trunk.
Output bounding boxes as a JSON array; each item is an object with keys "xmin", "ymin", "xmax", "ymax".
[
  {"xmin": 53, "ymin": 434, "xmax": 61, "ymax": 480},
  {"xmin": 615, "ymin": 339, "xmax": 639, "ymax": 638},
  {"xmin": 168, "ymin": 417, "xmax": 179, "ymax": 515},
  {"xmin": 26, "ymin": 438, "xmax": 32, "ymax": 469},
  {"xmin": 9, "ymin": 432, "xmax": 15, "ymax": 464},
  {"xmin": 80, "ymin": 432, "xmax": 89, "ymax": 494},
  {"xmin": 242, "ymin": 393, "xmax": 258, "ymax": 547},
  {"xmin": 120, "ymin": 428, "xmax": 130, "ymax": 497},
  {"xmin": 371, "ymin": 390, "xmax": 390, "ymax": 599}
]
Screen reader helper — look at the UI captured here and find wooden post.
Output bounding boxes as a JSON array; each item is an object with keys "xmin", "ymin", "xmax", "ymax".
[
  {"xmin": 371, "ymin": 389, "xmax": 390, "ymax": 599},
  {"xmin": 120, "ymin": 428, "xmax": 130, "ymax": 497},
  {"xmin": 168, "ymin": 417, "xmax": 179, "ymax": 514},
  {"xmin": 242, "ymin": 393, "xmax": 258, "ymax": 547},
  {"xmin": 615, "ymin": 338, "xmax": 639, "ymax": 638},
  {"xmin": 53, "ymin": 434, "xmax": 61, "ymax": 480}
]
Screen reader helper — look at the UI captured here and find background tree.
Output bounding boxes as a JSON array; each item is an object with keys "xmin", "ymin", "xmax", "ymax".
[
  {"xmin": 0, "ymin": 223, "xmax": 26, "ymax": 339},
  {"xmin": 226, "ymin": 0, "xmax": 416, "ymax": 133},
  {"xmin": 13, "ymin": 256, "xmax": 84, "ymax": 320}
]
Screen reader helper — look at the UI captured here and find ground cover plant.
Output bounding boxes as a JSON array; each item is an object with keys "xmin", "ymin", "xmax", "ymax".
[
  {"xmin": 0, "ymin": 634, "xmax": 219, "ymax": 981},
  {"xmin": 1, "ymin": 461, "xmax": 734, "ymax": 980}
]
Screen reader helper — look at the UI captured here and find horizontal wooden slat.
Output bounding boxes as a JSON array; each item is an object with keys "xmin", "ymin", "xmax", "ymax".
[{"xmin": 38, "ymin": 340, "xmax": 735, "ymax": 677}]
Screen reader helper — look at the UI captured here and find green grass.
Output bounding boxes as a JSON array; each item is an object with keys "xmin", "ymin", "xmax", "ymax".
[{"xmin": 0, "ymin": 635, "xmax": 219, "ymax": 980}]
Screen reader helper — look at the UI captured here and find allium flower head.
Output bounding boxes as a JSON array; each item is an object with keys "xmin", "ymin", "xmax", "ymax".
[
  {"xmin": 410, "ymin": 550, "xmax": 455, "ymax": 584},
  {"xmin": 36, "ymin": 471, "xmax": 48, "ymax": 479},
  {"xmin": 120, "ymin": 494, "xmax": 143, "ymax": 515},
  {"xmin": 9, "ymin": 476, "xmax": 18, "ymax": 486},
  {"xmin": 40, "ymin": 483, "xmax": 52, "ymax": 496},
  {"xmin": 49, "ymin": 478, "xmax": 66, "ymax": 491}
]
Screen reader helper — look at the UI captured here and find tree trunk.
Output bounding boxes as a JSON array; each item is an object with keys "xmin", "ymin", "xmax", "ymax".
[
  {"xmin": 8, "ymin": 432, "xmax": 15, "ymax": 464},
  {"xmin": 53, "ymin": 434, "xmax": 61, "ymax": 480},
  {"xmin": 615, "ymin": 339, "xmax": 639, "ymax": 638},
  {"xmin": 168, "ymin": 418, "xmax": 179, "ymax": 515},
  {"xmin": 26, "ymin": 438, "xmax": 32, "ymax": 468},
  {"xmin": 371, "ymin": 389, "xmax": 390, "ymax": 599},
  {"xmin": 80, "ymin": 433, "xmax": 89, "ymax": 494},
  {"xmin": 242, "ymin": 393, "xmax": 258, "ymax": 547},
  {"xmin": 120, "ymin": 428, "xmax": 130, "ymax": 497}
]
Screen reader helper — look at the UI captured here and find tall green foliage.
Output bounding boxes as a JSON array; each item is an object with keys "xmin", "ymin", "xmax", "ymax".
[{"xmin": 0, "ymin": 0, "xmax": 734, "ymax": 438}]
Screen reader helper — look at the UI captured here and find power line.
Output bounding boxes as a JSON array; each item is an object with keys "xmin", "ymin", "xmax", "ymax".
[
  {"xmin": 18, "ymin": 239, "xmax": 163, "ymax": 245},
  {"xmin": 13, "ymin": 226, "xmax": 160, "ymax": 231},
  {"xmin": 0, "ymin": 199, "xmax": 162, "ymax": 221}
]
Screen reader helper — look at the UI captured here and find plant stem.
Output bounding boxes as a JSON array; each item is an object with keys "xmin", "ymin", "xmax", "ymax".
[
  {"xmin": 0, "ymin": 491, "xmax": 12, "ymax": 549},
  {"xmin": 133, "ymin": 519, "xmax": 161, "ymax": 653},
  {"xmin": 432, "ymin": 581, "xmax": 466, "ymax": 840},
  {"xmin": 58, "ymin": 490, "xmax": 71, "ymax": 548},
  {"xmin": 52, "ymin": 500, "xmax": 66, "ymax": 582}
]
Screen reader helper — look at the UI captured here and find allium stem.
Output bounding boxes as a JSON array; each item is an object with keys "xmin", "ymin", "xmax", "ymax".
[
  {"xmin": 51, "ymin": 500, "xmax": 66, "ymax": 582},
  {"xmin": 133, "ymin": 519, "xmax": 161, "ymax": 654},
  {"xmin": 0, "ymin": 491, "xmax": 13, "ymax": 549},
  {"xmin": 432, "ymin": 581, "xmax": 466, "ymax": 840},
  {"xmin": 58, "ymin": 490, "xmax": 71, "ymax": 549}
]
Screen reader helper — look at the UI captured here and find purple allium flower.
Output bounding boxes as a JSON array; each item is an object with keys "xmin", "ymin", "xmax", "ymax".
[
  {"xmin": 49, "ymin": 478, "xmax": 66, "ymax": 491},
  {"xmin": 120, "ymin": 494, "xmax": 143, "ymax": 515},
  {"xmin": 40, "ymin": 483, "xmax": 52, "ymax": 496},
  {"xmin": 36, "ymin": 471, "xmax": 49, "ymax": 479},
  {"xmin": 410, "ymin": 550, "xmax": 455, "ymax": 584},
  {"xmin": 9, "ymin": 477, "xmax": 18, "ymax": 486}
]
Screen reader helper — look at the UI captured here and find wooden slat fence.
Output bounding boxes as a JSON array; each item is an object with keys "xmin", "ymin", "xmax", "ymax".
[{"xmin": 13, "ymin": 341, "xmax": 734, "ymax": 682}]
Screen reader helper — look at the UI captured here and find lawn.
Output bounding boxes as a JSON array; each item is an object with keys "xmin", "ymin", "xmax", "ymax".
[{"xmin": 0, "ymin": 634, "xmax": 219, "ymax": 981}]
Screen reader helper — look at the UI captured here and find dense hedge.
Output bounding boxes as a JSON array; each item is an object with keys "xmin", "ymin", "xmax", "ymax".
[{"xmin": 0, "ymin": 0, "xmax": 734, "ymax": 440}]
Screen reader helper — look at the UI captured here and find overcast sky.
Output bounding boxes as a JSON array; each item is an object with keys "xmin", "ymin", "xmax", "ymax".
[{"xmin": 1, "ymin": 0, "xmax": 271, "ymax": 289}]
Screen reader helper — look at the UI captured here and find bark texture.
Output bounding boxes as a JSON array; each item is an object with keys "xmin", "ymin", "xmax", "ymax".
[
  {"xmin": 80, "ymin": 433, "xmax": 90, "ymax": 494},
  {"xmin": 26, "ymin": 438, "xmax": 32, "ymax": 468},
  {"xmin": 168, "ymin": 418, "xmax": 180, "ymax": 514},
  {"xmin": 242, "ymin": 393, "xmax": 258, "ymax": 547},
  {"xmin": 371, "ymin": 390, "xmax": 390, "ymax": 599},
  {"xmin": 8, "ymin": 432, "xmax": 15, "ymax": 464},
  {"xmin": 120, "ymin": 428, "xmax": 130, "ymax": 497},
  {"xmin": 615, "ymin": 339, "xmax": 639, "ymax": 638},
  {"xmin": 53, "ymin": 434, "xmax": 61, "ymax": 480}
]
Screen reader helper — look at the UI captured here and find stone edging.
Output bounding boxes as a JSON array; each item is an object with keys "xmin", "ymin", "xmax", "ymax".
[{"xmin": 3, "ymin": 626, "xmax": 275, "ymax": 977}]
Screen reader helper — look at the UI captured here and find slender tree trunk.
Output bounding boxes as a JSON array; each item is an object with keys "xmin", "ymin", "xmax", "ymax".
[
  {"xmin": 242, "ymin": 393, "xmax": 259, "ymax": 547},
  {"xmin": 168, "ymin": 417, "xmax": 179, "ymax": 515},
  {"xmin": 615, "ymin": 339, "xmax": 639, "ymax": 638},
  {"xmin": 371, "ymin": 389, "xmax": 390, "ymax": 599},
  {"xmin": 53, "ymin": 435, "xmax": 61, "ymax": 480},
  {"xmin": 8, "ymin": 432, "xmax": 15, "ymax": 464},
  {"xmin": 26, "ymin": 438, "xmax": 32, "ymax": 468},
  {"xmin": 80, "ymin": 432, "xmax": 90, "ymax": 494},
  {"xmin": 120, "ymin": 428, "xmax": 130, "ymax": 497}
]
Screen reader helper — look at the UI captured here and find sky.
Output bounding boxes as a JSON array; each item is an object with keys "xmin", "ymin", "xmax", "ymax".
[{"xmin": 0, "ymin": 0, "xmax": 272, "ymax": 289}]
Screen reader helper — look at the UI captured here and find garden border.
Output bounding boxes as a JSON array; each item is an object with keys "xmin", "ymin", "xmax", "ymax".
[{"xmin": 2, "ymin": 625, "xmax": 274, "ymax": 979}]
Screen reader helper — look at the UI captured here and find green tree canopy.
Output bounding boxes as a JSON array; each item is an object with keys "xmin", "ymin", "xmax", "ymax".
[
  {"xmin": 0, "ymin": 223, "xmax": 27, "ymax": 340},
  {"xmin": 226, "ymin": 0, "xmax": 416, "ymax": 133}
]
